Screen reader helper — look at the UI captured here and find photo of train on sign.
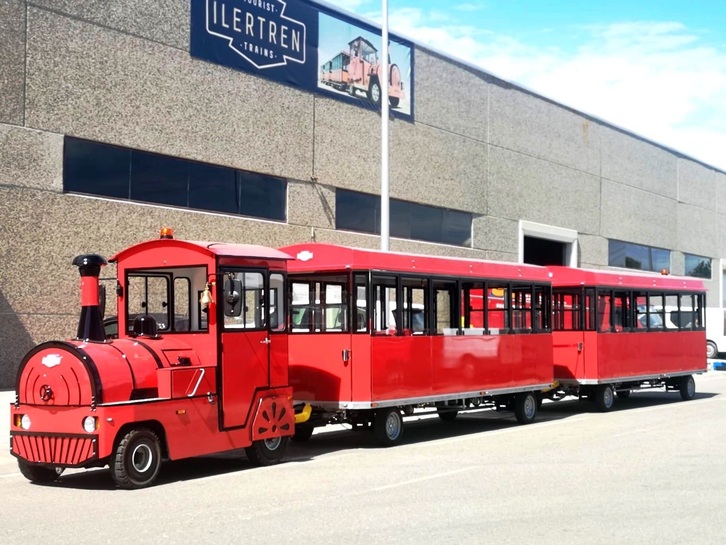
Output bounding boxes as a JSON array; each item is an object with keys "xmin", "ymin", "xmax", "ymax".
[{"xmin": 10, "ymin": 231, "xmax": 706, "ymax": 488}]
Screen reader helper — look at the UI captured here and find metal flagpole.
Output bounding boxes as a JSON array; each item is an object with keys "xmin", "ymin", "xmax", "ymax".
[{"xmin": 380, "ymin": 0, "xmax": 390, "ymax": 251}]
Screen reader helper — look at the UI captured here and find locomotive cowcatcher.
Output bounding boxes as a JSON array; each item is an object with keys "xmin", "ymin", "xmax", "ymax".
[{"xmin": 10, "ymin": 229, "xmax": 305, "ymax": 488}]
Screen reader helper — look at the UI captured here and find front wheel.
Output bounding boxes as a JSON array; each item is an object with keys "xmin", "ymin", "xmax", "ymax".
[
  {"xmin": 707, "ymin": 341, "xmax": 718, "ymax": 359},
  {"xmin": 679, "ymin": 375, "xmax": 696, "ymax": 401},
  {"xmin": 368, "ymin": 80, "xmax": 382, "ymax": 107},
  {"xmin": 18, "ymin": 460, "xmax": 64, "ymax": 483},
  {"xmin": 593, "ymin": 384, "xmax": 615, "ymax": 412},
  {"xmin": 112, "ymin": 428, "xmax": 162, "ymax": 489},
  {"xmin": 246, "ymin": 436, "xmax": 289, "ymax": 466},
  {"xmin": 514, "ymin": 392, "xmax": 537, "ymax": 424},
  {"xmin": 374, "ymin": 408, "xmax": 403, "ymax": 446}
]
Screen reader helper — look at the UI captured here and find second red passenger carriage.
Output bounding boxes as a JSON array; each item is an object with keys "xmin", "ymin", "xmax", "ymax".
[{"xmin": 281, "ymin": 243, "xmax": 555, "ymax": 444}]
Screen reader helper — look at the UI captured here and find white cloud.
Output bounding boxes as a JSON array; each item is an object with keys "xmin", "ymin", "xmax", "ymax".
[{"xmin": 384, "ymin": 9, "xmax": 726, "ymax": 171}]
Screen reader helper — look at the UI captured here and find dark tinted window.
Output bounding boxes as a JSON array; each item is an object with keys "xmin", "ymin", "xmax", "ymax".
[
  {"xmin": 336, "ymin": 189, "xmax": 472, "ymax": 247},
  {"xmin": 130, "ymin": 151, "xmax": 189, "ymax": 207},
  {"xmin": 64, "ymin": 138, "xmax": 130, "ymax": 199},
  {"xmin": 337, "ymin": 190, "xmax": 378, "ymax": 233},
  {"xmin": 189, "ymin": 162, "xmax": 238, "ymax": 214},
  {"xmin": 63, "ymin": 137, "xmax": 287, "ymax": 222},
  {"xmin": 239, "ymin": 171, "xmax": 286, "ymax": 221},
  {"xmin": 608, "ymin": 240, "xmax": 670, "ymax": 273},
  {"xmin": 684, "ymin": 254, "xmax": 711, "ymax": 279}
]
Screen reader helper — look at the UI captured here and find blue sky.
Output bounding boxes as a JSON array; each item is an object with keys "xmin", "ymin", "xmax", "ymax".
[{"xmin": 325, "ymin": 0, "xmax": 726, "ymax": 171}]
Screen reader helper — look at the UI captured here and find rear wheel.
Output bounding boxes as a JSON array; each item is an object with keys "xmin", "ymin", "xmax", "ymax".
[
  {"xmin": 707, "ymin": 341, "xmax": 718, "ymax": 359},
  {"xmin": 112, "ymin": 428, "xmax": 162, "ymax": 489},
  {"xmin": 246, "ymin": 436, "xmax": 289, "ymax": 466},
  {"xmin": 514, "ymin": 392, "xmax": 537, "ymax": 424},
  {"xmin": 679, "ymin": 375, "xmax": 696, "ymax": 401},
  {"xmin": 593, "ymin": 384, "xmax": 615, "ymax": 412},
  {"xmin": 374, "ymin": 408, "xmax": 403, "ymax": 446},
  {"xmin": 18, "ymin": 460, "xmax": 64, "ymax": 483},
  {"xmin": 437, "ymin": 408, "xmax": 458, "ymax": 422},
  {"xmin": 389, "ymin": 97, "xmax": 400, "ymax": 108}
]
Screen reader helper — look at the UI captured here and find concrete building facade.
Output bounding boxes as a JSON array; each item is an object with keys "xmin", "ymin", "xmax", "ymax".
[{"xmin": 1, "ymin": 0, "xmax": 724, "ymax": 388}]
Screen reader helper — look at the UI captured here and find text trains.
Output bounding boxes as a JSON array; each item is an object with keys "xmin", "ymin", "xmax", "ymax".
[{"xmin": 209, "ymin": 1, "xmax": 302, "ymax": 55}]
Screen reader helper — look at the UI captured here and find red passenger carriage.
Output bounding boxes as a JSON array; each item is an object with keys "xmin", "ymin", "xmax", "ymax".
[
  {"xmin": 10, "ymin": 231, "xmax": 301, "ymax": 488},
  {"xmin": 281, "ymin": 243, "xmax": 554, "ymax": 445},
  {"xmin": 548, "ymin": 266, "xmax": 706, "ymax": 410}
]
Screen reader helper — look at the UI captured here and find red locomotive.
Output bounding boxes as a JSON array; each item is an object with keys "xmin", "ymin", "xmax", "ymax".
[
  {"xmin": 10, "ymin": 229, "xmax": 306, "ymax": 488},
  {"xmin": 9, "ymin": 232, "xmax": 707, "ymax": 488}
]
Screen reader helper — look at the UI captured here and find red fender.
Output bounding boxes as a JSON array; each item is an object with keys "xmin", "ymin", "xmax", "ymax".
[{"xmin": 250, "ymin": 394, "xmax": 295, "ymax": 441}]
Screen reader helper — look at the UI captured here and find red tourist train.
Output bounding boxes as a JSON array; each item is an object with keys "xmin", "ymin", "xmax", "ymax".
[{"xmin": 9, "ymin": 231, "xmax": 707, "ymax": 488}]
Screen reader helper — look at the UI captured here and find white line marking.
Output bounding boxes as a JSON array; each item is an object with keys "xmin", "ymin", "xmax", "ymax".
[{"xmin": 370, "ymin": 466, "xmax": 478, "ymax": 492}]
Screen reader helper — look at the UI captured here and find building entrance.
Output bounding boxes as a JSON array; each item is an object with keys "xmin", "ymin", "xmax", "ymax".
[{"xmin": 523, "ymin": 236, "xmax": 567, "ymax": 266}]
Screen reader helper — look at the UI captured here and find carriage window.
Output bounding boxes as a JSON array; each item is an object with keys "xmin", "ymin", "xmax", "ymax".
[
  {"xmin": 372, "ymin": 275, "xmax": 397, "ymax": 334},
  {"xmin": 289, "ymin": 275, "xmax": 349, "ymax": 333},
  {"xmin": 511, "ymin": 284, "xmax": 533, "ymax": 332},
  {"xmin": 433, "ymin": 281, "xmax": 456, "ymax": 335},
  {"xmin": 634, "ymin": 292, "xmax": 665, "ymax": 330},
  {"xmin": 223, "ymin": 271, "xmax": 265, "ymax": 330},
  {"xmin": 173, "ymin": 278, "xmax": 191, "ymax": 332},
  {"xmin": 354, "ymin": 274, "xmax": 368, "ymax": 332},
  {"xmin": 269, "ymin": 273, "xmax": 285, "ymax": 332},
  {"xmin": 598, "ymin": 290, "xmax": 631, "ymax": 332},
  {"xmin": 673, "ymin": 293, "xmax": 705, "ymax": 330},
  {"xmin": 127, "ymin": 274, "xmax": 170, "ymax": 331},
  {"xmin": 553, "ymin": 290, "xmax": 581, "ymax": 331},
  {"xmin": 401, "ymin": 277, "xmax": 428, "ymax": 334},
  {"xmin": 462, "ymin": 282, "xmax": 485, "ymax": 333},
  {"xmin": 488, "ymin": 284, "xmax": 509, "ymax": 334}
]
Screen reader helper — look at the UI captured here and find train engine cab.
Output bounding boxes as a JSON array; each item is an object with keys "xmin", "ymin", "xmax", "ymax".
[{"xmin": 10, "ymin": 230, "xmax": 297, "ymax": 488}]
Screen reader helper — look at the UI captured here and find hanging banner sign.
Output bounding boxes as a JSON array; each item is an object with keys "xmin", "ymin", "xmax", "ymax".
[{"xmin": 190, "ymin": 0, "xmax": 414, "ymax": 120}]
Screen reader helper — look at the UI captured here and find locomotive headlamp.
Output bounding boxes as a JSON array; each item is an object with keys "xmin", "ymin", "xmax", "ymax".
[
  {"xmin": 17, "ymin": 414, "xmax": 31, "ymax": 430},
  {"xmin": 82, "ymin": 416, "xmax": 98, "ymax": 433}
]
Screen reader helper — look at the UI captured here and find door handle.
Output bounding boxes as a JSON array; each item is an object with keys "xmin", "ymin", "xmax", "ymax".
[
  {"xmin": 342, "ymin": 349, "xmax": 350, "ymax": 364},
  {"xmin": 260, "ymin": 338, "xmax": 271, "ymax": 345}
]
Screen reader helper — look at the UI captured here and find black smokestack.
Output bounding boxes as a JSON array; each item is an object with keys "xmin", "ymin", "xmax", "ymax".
[{"xmin": 72, "ymin": 254, "xmax": 108, "ymax": 342}]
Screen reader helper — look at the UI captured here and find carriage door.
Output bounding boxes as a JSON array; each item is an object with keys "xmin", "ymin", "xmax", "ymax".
[{"xmin": 219, "ymin": 269, "xmax": 270, "ymax": 430}]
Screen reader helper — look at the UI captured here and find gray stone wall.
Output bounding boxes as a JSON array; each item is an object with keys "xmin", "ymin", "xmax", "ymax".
[{"xmin": 1, "ymin": 2, "xmax": 726, "ymax": 385}]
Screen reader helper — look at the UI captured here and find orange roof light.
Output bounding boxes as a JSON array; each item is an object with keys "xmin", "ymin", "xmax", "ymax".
[
  {"xmin": 160, "ymin": 227, "xmax": 174, "ymax": 239},
  {"xmin": 661, "ymin": 268, "xmax": 669, "ymax": 275}
]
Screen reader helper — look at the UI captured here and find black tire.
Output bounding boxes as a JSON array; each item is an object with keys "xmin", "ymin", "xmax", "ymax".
[
  {"xmin": 437, "ymin": 408, "xmax": 458, "ymax": 422},
  {"xmin": 112, "ymin": 428, "xmax": 162, "ymax": 489},
  {"xmin": 389, "ymin": 97, "xmax": 400, "ymax": 108},
  {"xmin": 707, "ymin": 341, "xmax": 718, "ymax": 359},
  {"xmin": 679, "ymin": 375, "xmax": 696, "ymax": 401},
  {"xmin": 593, "ymin": 384, "xmax": 615, "ymax": 412},
  {"xmin": 616, "ymin": 389, "xmax": 631, "ymax": 399},
  {"xmin": 245, "ymin": 436, "xmax": 289, "ymax": 466},
  {"xmin": 374, "ymin": 408, "xmax": 403, "ymax": 446},
  {"xmin": 368, "ymin": 79, "xmax": 382, "ymax": 107},
  {"xmin": 291, "ymin": 424, "xmax": 315, "ymax": 442},
  {"xmin": 18, "ymin": 460, "xmax": 64, "ymax": 483},
  {"xmin": 514, "ymin": 392, "xmax": 537, "ymax": 424}
]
